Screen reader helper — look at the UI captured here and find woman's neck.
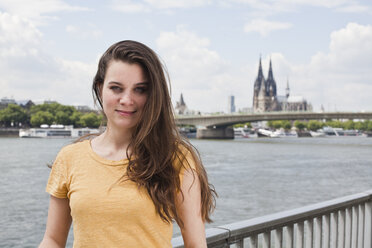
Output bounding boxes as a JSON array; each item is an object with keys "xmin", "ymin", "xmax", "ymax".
[{"xmin": 91, "ymin": 125, "xmax": 133, "ymax": 161}]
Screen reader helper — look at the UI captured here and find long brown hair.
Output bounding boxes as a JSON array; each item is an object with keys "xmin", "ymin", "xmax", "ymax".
[{"xmin": 92, "ymin": 40, "xmax": 216, "ymax": 225}]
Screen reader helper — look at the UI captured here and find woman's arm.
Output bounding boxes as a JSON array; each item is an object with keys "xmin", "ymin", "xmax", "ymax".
[
  {"xmin": 39, "ymin": 196, "xmax": 72, "ymax": 248},
  {"xmin": 176, "ymin": 169, "xmax": 207, "ymax": 248}
]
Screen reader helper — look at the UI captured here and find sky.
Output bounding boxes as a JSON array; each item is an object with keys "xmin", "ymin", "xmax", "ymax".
[{"xmin": 0, "ymin": 0, "xmax": 372, "ymax": 113}]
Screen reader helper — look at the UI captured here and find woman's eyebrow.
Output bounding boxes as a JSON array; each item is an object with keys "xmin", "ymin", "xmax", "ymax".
[
  {"xmin": 108, "ymin": 81, "xmax": 123, "ymax": 86},
  {"xmin": 136, "ymin": 82, "xmax": 149, "ymax": 86}
]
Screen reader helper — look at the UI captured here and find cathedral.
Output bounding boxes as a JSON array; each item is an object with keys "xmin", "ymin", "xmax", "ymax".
[{"xmin": 252, "ymin": 57, "xmax": 311, "ymax": 113}]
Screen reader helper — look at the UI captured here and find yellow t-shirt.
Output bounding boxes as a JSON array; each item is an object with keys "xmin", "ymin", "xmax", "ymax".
[{"xmin": 46, "ymin": 139, "xmax": 193, "ymax": 248}]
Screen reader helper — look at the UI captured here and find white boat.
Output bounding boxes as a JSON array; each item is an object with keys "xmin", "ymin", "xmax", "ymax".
[
  {"xmin": 272, "ymin": 129, "xmax": 298, "ymax": 138},
  {"xmin": 257, "ymin": 129, "xmax": 280, "ymax": 138},
  {"xmin": 234, "ymin": 127, "xmax": 250, "ymax": 138},
  {"xmin": 19, "ymin": 125, "xmax": 100, "ymax": 138},
  {"xmin": 322, "ymin": 127, "xmax": 360, "ymax": 136},
  {"xmin": 310, "ymin": 131, "xmax": 326, "ymax": 137}
]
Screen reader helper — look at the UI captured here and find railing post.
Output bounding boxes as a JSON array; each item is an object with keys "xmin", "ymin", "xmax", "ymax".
[
  {"xmin": 296, "ymin": 222, "xmax": 304, "ymax": 248},
  {"xmin": 274, "ymin": 228, "xmax": 282, "ymax": 248},
  {"xmin": 338, "ymin": 209, "xmax": 345, "ymax": 248},
  {"xmin": 285, "ymin": 225, "xmax": 293, "ymax": 248},
  {"xmin": 248, "ymin": 235, "xmax": 258, "ymax": 248},
  {"xmin": 358, "ymin": 204, "xmax": 365, "ymax": 248},
  {"xmin": 352, "ymin": 205, "xmax": 359, "ymax": 248},
  {"xmin": 323, "ymin": 214, "xmax": 331, "ymax": 248},
  {"xmin": 345, "ymin": 208, "xmax": 352, "ymax": 248},
  {"xmin": 305, "ymin": 219, "xmax": 313, "ymax": 248},
  {"xmin": 235, "ymin": 239, "xmax": 244, "ymax": 248},
  {"xmin": 364, "ymin": 201, "xmax": 372, "ymax": 248},
  {"xmin": 314, "ymin": 217, "xmax": 322, "ymax": 248},
  {"xmin": 331, "ymin": 212, "xmax": 338, "ymax": 248},
  {"xmin": 262, "ymin": 231, "xmax": 271, "ymax": 248}
]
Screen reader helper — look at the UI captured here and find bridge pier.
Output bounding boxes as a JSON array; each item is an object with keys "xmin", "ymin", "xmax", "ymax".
[{"xmin": 196, "ymin": 127, "xmax": 234, "ymax": 139}]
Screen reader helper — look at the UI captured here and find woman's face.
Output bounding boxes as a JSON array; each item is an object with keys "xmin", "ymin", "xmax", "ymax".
[{"xmin": 101, "ymin": 60, "xmax": 149, "ymax": 132}]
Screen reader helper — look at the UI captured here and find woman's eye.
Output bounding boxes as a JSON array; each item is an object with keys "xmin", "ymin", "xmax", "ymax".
[
  {"xmin": 135, "ymin": 87, "xmax": 147, "ymax": 93},
  {"xmin": 110, "ymin": 86, "xmax": 122, "ymax": 92}
]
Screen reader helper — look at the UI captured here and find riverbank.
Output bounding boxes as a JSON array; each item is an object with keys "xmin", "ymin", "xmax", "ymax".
[{"xmin": 0, "ymin": 128, "xmax": 19, "ymax": 137}]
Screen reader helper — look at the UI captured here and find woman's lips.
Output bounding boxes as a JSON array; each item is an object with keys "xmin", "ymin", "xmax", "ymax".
[{"xmin": 115, "ymin": 110, "xmax": 137, "ymax": 116}]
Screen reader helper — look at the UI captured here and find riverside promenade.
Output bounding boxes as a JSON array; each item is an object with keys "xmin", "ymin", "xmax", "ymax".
[
  {"xmin": 172, "ymin": 190, "xmax": 372, "ymax": 248},
  {"xmin": 0, "ymin": 128, "xmax": 19, "ymax": 137}
]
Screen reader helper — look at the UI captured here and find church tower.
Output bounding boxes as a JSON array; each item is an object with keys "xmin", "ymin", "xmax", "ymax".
[
  {"xmin": 266, "ymin": 59, "xmax": 277, "ymax": 97},
  {"xmin": 252, "ymin": 57, "xmax": 281, "ymax": 112},
  {"xmin": 253, "ymin": 57, "xmax": 265, "ymax": 112}
]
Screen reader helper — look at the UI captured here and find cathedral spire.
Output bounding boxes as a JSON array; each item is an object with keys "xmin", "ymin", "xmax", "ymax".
[
  {"xmin": 258, "ymin": 55, "xmax": 263, "ymax": 76},
  {"xmin": 179, "ymin": 93, "xmax": 185, "ymax": 105},
  {"xmin": 254, "ymin": 55, "xmax": 264, "ymax": 91},
  {"xmin": 286, "ymin": 78, "xmax": 290, "ymax": 98},
  {"xmin": 267, "ymin": 58, "xmax": 273, "ymax": 80},
  {"xmin": 265, "ymin": 57, "xmax": 277, "ymax": 97}
]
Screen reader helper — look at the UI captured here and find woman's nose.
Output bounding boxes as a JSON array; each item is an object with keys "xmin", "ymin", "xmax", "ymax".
[{"xmin": 119, "ymin": 92, "xmax": 134, "ymax": 105}]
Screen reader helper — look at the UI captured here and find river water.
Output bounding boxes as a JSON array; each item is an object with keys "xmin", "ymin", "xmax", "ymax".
[{"xmin": 0, "ymin": 136, "xmax": 371, "ymax": 247}]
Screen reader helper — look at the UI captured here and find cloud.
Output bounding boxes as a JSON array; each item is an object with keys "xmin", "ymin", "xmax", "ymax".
[
  {"xmin": 156, "ymin": 28, "xmax": 250, "ymax": 112},
  {"xmin": 110, "ymin": 0, "xmax": 212, "ymax": 12},
  {"xmin": 0, "ymin": 11, "xmax": 95, "ymax": 107},
  {"xmin": 0, "ymin": 0, "xmax": 90, "ymax": 25},
  {"xmin": 155, "ymin": 23, "xmax": 372, "ymax": 112},
  {"xmin": 230, "ymin": 0, "xmax": 371, "ymax": 16},
  {"xmin": 244, "ymin": 19, "xmax": 292, "ymax": 36},
  {"xmin": 264, "ymin": 23, "xmax": 372, "ymax": 111},
  {"xmin": 110, "ymin": 0, "xmax": 150, "ymax": 13},
  {"xmin": 65, "ymin": 25, "xmax": 102, "ymax": 39},
  {"xmin": 336, "ymin": 4, "xmax": 371, "ymax": 13}
]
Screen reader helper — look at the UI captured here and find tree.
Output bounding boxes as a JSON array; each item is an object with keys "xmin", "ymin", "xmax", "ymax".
[
  {"xmin": 343, "ymin": 120, "xmax": 355, "ymax": 130},
  {"xmin": 307, "ymin": 120, "xmax": 322, "ymax": 131},
  {"xmin": 233, "ymin": 122, "xmax": 251, "ymax": 128},
  {"xmin": 70, "ymin": 111, "xmax": 83, "ymax": 127},
  {"xmin": 282, "ymin": 121, "xmax": 292, "ymax": 130},
  {"xmin": 294, "ymin": 120, "xmax": 306, "ymax": 131},
  {"xmin": 0, "ymin": 104, "xmax": 28, "ymax": 127},
  {"xmin": 30, "ymin": 111, "xmax": 54, "ymax": 127},
  {"xmin": 325, "ymin": 120, "xmax": 342, "ymax": 128},
  {"xmin": 79, "ymin": 113, "xmax": 102, "ymax": 128},
  {"xmin": 367, "ymin": 121, "xmax": 372, "ymax": 131},
  {"xmin": 56, "ymin": 111, "xmax": 72, "ymax": 125}
]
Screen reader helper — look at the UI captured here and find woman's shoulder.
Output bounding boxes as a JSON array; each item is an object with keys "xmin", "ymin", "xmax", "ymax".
[
  {"xmin": 57, "ymin": 139, "xmax": 89, "ymax": 158},
  {"xmin": 173, "ymin": 141, "xmax": 198, "ymax": 171}
]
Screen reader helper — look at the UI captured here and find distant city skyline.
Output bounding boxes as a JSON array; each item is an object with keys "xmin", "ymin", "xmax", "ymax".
[{"xmin": 1, "ymin": 0, "xmax": 372, "ymax": 113}]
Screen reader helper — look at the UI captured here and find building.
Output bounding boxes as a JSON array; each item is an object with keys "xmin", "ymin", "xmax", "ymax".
[
  {"xmin": 0, "ymin": 97, "xmax": 34, "ymax": 110},
  {"xmin": 252, "ymin": 58, "xmax": 311, "ymax": 112},
  {"xmin": 227, "ymin": 95, "xmax": 236, "ymax": 113},
  {"xmin": 175, "ymin": 93, "xmax": 188, "ymax": 115},
  {"xmin": 252, "ymin": 58, "xmax": 280, "ymax": 112}
]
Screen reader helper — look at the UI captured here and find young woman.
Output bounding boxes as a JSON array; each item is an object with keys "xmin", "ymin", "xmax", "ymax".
[{"xmin": 39, "ymin": 40, "xmax": 216, "ymax": 248}]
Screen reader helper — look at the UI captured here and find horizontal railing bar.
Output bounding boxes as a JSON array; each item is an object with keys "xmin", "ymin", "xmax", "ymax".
[
  {"xmin": 172, "ymin": 189, "xmax": 372, "ymax": 247},
  {"xmin": 172, "ymin": 227, "xmax": 230, "ymax": 248}
]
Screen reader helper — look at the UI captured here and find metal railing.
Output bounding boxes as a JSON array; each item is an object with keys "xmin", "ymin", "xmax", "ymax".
[{"xmin": 172, "ymin": 190, "xmax": 372, "ymax": 248}]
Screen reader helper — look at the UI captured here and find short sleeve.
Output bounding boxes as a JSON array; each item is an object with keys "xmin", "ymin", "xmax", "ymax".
[
  {"xmin": 176, "ymin": 149, "xmax": 197, "ymax": 187},
  {"xmin": 46, "ymin": 149, "xmax": 69, "ymax": 198}
]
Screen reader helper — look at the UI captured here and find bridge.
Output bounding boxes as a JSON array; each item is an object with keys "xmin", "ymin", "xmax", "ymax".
[{"xmin": 175, "ymin": 112, "xmax": 372, "ymax": 139}]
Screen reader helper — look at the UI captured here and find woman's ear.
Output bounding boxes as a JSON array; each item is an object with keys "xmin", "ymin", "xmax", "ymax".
[{"xmin": 98, "ymin": 83, "xmax": 103, "ymax": 101}]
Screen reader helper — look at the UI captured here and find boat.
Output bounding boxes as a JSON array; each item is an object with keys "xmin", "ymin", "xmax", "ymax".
[
  {"xmin": 257, "ymin": 129, "xmax": 280, "ymax": 138},
  {"xmin": 234, "ymin": 127, "xmax": 250, "ymax": 138},
  {"xmin": 19, "ymin": 125, "xmax": 99, "ymax": 138},
  {"xmin": 322, "ymin": 127, "xmax": 360, "ymax": 136},
  {"xmin": 310, "ymin": 130, "xmax": 326, "ymax": 137},
  {"xmin": 272, "ymin": 129, "xmax": 298, "ymax": 138}
]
